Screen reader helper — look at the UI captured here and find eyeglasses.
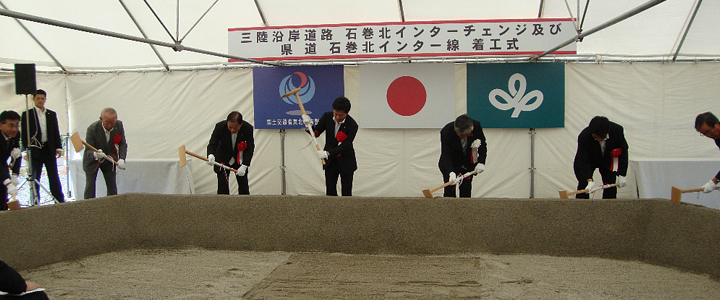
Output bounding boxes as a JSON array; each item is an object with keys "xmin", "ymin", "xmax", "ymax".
[{"xmin": 700, "ymin": 127, "xmax": 715, "ymax": 137}]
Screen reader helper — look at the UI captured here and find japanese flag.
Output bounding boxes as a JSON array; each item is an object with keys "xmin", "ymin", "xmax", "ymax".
[{"xmin": 359, "ymin": 63, "xmax": 455, "ymax": 128}]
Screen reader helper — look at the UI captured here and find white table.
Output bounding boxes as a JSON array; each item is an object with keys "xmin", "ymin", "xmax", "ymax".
[
  {"xmin": 69, "ymin": 158, "xmax": 194, "ymax": 200},
  {"xmin": 631, "ymin": 158, "xmax": 720, "ymax": 209}
]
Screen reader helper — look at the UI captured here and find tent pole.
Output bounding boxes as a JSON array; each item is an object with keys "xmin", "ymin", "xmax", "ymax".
[
  {"xmin": 0, "ymin": 8, "xmax": 279, "ymax": 66},
  {"xmin": 176, "ymin": 0, "xmax": 180, "ymax": 41},
  {"xmin": 532, "ymin": 0, "xmax": 667, "ymax": 60},
  {"xmin": 0, "ymin": 1, "xmax": 66, "ymax": 72},
  {"xmin": 179, "ymin": 0, "xmax": 219, "ymax": 43},
  {"xmin": 561, "ymin": 0, "xmax": 580, "ymax": 34},
  {"xmin": 253, "ymin": 0, "xmax": 268, "ymax": 27},
  {"xmin": 119, "ymin": 0, "xmax": 169, "ymax": 71},
  {"xmin": 143, "ymin": 0, "xmax": 177, "ymax": 43},
  {"xmin": 537, "ymin": 0, "xmax": 545, "ymax": 18},
  {"xmin": 672, "ymin": 0, "xmax": 702, "ymax": 62},
  {"xmin": 529, "ymin": 128, "xmax": 536, "ymax": 198},
  {"xmin": 398, "ymin": 0, "xmax": 406, "ymax": 22}
]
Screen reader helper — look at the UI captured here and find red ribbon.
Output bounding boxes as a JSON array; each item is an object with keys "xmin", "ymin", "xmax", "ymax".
[
  {"xmin": 112, "ymin": 134, "xmax": 122, "ymax": 145},
  {"xmin": 610, "ymin": 148, "xmax": 621, "ymax": 172},
  {"xmin": 336, "ymin": 131, "xmax": 347, "ymax": 143},
  {"xmin": 237, "ymin": 141, "xmax": 247, "ymax": 164}
]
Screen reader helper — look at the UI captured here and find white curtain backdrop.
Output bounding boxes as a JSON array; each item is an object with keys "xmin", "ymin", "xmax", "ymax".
[{"xmin": 1, "ymin": 62, "xmax": 718, "ymax": 198}]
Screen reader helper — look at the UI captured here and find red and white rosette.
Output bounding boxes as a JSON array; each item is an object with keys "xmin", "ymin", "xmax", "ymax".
[
  {"xmin": 336, "ymin": 131, "xmax": 347, "ymax": 145},
  {"xmin": 609, "ymin": 148, "xmax": 622, "ymax": 172},
  {"xmin": 237, "ymin": 141, "xmax": 247, "ymax": 165}
]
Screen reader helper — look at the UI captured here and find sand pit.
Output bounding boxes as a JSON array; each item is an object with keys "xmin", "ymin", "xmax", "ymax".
[
  {"xmin": 18, "ymin": 248, "xmax": 720, "ymax": 299},
  {"xmin": 4, "ymin": 194, "xmax": 720, "ymax": 298}
]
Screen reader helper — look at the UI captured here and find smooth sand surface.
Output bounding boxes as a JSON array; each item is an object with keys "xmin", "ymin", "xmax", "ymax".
[{"xmin": 19, "ymin": 248, "xmax": 720, "ymax": 299}]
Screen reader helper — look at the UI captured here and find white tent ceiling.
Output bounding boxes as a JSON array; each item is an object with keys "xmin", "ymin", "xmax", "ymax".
[{"xmin": 0, "ymin": 0, "xmax": 718, "ymax": 72}]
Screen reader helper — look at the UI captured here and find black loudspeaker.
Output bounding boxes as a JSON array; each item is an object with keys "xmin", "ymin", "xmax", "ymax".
[{"xmin": 15, "ymin": 63, "xmax": 37, "ymax": 95}]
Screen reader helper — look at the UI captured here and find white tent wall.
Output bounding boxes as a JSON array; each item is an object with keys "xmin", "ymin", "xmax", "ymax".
[
  {"xmin": 0, "ymin": 73, "xmax": 68, "ymax": 135},
  {"xmin": 64, "ymin": 69, "xmax": 280, "ymax": 196},
  {"xmin": 0, "ymin": 62, "xmax": 718, "ymax": 198}
]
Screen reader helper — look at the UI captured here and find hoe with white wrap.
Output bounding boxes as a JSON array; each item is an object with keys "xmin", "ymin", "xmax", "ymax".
[
  {"xmin": 281, "ymin": 87, "xmax": 325, "ymax": 165},
  {"xmin": 421, "ymin": 170, "xmax": 478, "ymax": 199},
  {"xmin": 558, "ymin": 182, "xmax": 620, "ymax": 199}
]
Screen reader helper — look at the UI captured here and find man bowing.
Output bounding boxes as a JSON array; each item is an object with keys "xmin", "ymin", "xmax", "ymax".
[
  {"xmin": 83, "ymin": 108, "xmax": 127, "ymax": 199},
  {"xmin": 207, "ymin": 111, "xmax": 255, "ymax": 195},
  {"xmin": 438, "ymin": 114, "xmax": 488, "ymax": 198}
]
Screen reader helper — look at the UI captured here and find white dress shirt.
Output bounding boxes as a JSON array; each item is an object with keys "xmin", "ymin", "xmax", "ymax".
[{"xmin": 34, "ymin": 107, "xmax": 47, "ymax": 143}]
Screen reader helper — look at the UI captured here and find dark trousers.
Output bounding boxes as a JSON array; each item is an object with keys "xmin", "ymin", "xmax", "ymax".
[
  {"xmin": 0, "ymin": 183, "xmax": 7, "ymax": 210},
  {"xmin": 443, "ymin": 172, "xmax": 473, "ymax": 198},
  {"xmin": 325, "ymin": 163, "xmax": 353, "ymax": 196},
  {"xmin": 216, "ymin": 165, "xmax": 249, "ymax": 195},
  {"xmin": 575, "ymin": 168, "xmax": 617, "ymax": 199},
  {"xmin": 0, "ymin": 291, "xmax": 49, "ymax": 300},
  {"xmin": 84, "ymin": 161, "xmax": 117, "ymax": 199},
  {"xmin": 28, "ymin": 147, "xmax": 64, "ymax": 203}
]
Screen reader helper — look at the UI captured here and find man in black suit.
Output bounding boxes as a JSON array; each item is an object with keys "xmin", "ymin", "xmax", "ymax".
[
  {"xmin": 82, "ymin": 108, "xmax": 127, "ymax": 199},
  {"xmin": 0, "ymin": 260, "xmax": 49, "ymax": 299},
  {"xmin": 695, "ymin": 112, "xmax": 720, "ymax": 193},
  {"xmin": 573, "ymin": 116, "xmax": 629, "ymax": 199},
  {"xmin": 20, "ymin": 89, "xmax": 64, "ymax": 203},
  {"xmin": 305, "ymin": 96, "xmax": 359, "ymax": 196},
  {"xmin": 438, "ymin": 114, "xmax": 487, "ymax": 198},
  {"xmin": 207, "ymin": 111, "xmax": 254, "ymax": 195},
  {"xmin": 0, "ymin": 111, "xmax": 22, "ymax": 210}
]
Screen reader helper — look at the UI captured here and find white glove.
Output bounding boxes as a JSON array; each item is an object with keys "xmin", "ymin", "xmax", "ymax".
[
  {"xmin": 10, "ymin": 148, "xmax": 20, "ymax": 160},
  {"xmin": 618, "ymin": 175, "xmax": 627, "ymax": 188},
  {"xmin": 93, "ymin": 150, "xmax": 106, "ymax": 160},
  {"xmin": 584, "ymin": 181, "xmax": 595, "ymax": 192},
  {"xmin": 117, "ymin": 159, "xmax": 126, "ymax": 169},
  {"xmin": 702, "ymin": 179, "xmax": 718, "ymax": 193},
  {"xmin": 207, "ymin": 154, "xmax": 215, "ymax": 166},
  {"xmin": 236, "ymin": 164, "xmax": 248, "ymax": 177},
  {"xmin": 301, "ymin": 114, "xmax": 312, "ymax": 124},
  {"xmin": 471, "ymin": 139, "xmax": 482, "ymax": 149},
  {"xmin": 449, "ymin": 172, "xmax": 463, "ymax": 185},
  {"xmin": 316, "ymin": 151, "xmax": 329, "ymax": 160},
  {"xmin": 10, "ymin": 174, "xmax": 18, "ymax": 186},
  {"xmin": 474, "ymin": 163, "xmax": 485, "ymax": 173},
  {"xmin": 4, "ymin": 178, "xmax": 16, "ymax": 195}
]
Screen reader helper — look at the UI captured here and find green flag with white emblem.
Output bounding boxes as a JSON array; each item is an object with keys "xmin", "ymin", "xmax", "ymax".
[{"xmin": 467, "ymin": 63, "xmax": 564, "ymax": 128}]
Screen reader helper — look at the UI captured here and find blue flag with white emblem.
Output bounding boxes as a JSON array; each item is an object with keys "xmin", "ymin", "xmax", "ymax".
[
  {"xmin": 467, "ymin": 63, "xmax": 564, "ymax": 128},
  {"xmin": 253, "ymin": 66, "xmax": 344, "ymax": 129}
]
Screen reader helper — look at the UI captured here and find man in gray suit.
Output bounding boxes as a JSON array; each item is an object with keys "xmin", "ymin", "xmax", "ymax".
[{"xmin": 83, "ymin": 107, "xmax": 127, "ymax": 199}]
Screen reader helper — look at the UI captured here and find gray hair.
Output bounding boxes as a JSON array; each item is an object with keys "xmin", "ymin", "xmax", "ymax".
[
  {"xmin": 100, "ymin": 107, "xmax": 117, "ymax": 118},
  {"xmin": 453, "ymin": 114, "xmax": 474, "ymax": 134}
]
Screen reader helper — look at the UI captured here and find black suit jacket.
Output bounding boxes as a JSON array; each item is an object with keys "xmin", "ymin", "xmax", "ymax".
[
  {"xmin": 0, "ymin": 134, "xmax": 21, "ymax": 182},
  {"xmin": 714, "ymin": 138, "xmax": 720, "ymax": 180},
  {"xmin": 20, "ymin": 108, "xmax": 62, "ymax": 151},
  {"xmin": 0, "ymin": 260, "xmax": 27, "ymax": 295},
  {"xmin": 438, "ymin": 120, "xmax": 487, "ymax": 175},
  {"xmin": 82, "ymin": 120, "xmax": 128, "ymax": 173},
  {"xmin": 573, "ymin": 121, "xmax": 629, "ymax": 180},
  {"xmin": 313, "ymin": 112, "xmax": 358, "ymax": 173},
  {"xmin": 207, "ymin": 120, "xmax": 255, "ymax": 170}
]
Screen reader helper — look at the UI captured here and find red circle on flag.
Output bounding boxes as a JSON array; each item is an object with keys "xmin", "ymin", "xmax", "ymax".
[{"xmin": 386, "ymin": 76, "xmax": 426, "ymax": 116}]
